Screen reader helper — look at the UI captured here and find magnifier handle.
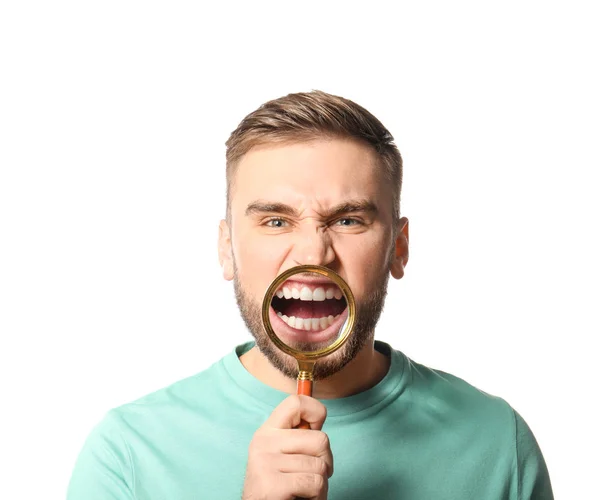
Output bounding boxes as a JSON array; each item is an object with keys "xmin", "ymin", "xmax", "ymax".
[
  {"xmin": 296, "ymin": 378, "xmax": 313, "ymax": 430},
  {"xmin": 297, "ymin": 378, "xmax": 313, "ymax": 397}
]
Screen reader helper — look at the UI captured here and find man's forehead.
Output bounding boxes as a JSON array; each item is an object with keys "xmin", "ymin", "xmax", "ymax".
[{"xmin": 232, "ymin": 139, "xmax": 386, "ymax": 203}]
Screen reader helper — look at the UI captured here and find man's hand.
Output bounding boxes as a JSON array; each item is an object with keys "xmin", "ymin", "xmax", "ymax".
[{"xmin": 242, "ymin": 395, "xmax": 333, "ymax": 500}]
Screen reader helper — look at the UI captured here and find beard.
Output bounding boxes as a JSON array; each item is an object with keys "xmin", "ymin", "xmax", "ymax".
[{"xmin": 233, "ymin": 260, "xmax": 391, "ymax": 381}]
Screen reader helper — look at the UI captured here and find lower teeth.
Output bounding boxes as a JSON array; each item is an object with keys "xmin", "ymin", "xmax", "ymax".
[{"xmin": 276, "ymin": 312, "xmax": 340, "ymax": 331}]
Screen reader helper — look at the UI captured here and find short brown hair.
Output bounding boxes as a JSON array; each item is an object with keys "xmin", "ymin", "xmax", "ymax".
[{"xmin": 225, "ymin": 90, "xmax": 403, "ymax": 222}]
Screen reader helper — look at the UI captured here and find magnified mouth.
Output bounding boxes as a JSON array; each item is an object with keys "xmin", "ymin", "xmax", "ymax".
[{"xmin": 271, "ymin": 279, "xmax": 348, "ymax": 333}]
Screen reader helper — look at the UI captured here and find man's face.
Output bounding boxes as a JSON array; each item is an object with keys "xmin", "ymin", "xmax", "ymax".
[{"xmin": 219, "ymin": 139, "xmax": 407, "ymax": 379}]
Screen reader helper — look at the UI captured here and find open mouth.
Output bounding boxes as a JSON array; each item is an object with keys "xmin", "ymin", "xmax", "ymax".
[{"xmin": 270, "ymin": 279, "xmax": 348, "ymax": 335}]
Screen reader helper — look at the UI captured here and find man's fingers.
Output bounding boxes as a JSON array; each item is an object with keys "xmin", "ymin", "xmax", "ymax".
[
  {"xmin": 244, "ymin": 396, "xmax": 332, "ymax": 500},
  {"xmin": 276, "ymin": 448, "xmax": 333, "ymax": 478},
  {"xmin": 264, "ymin": 395, "xmax": 327, "ymax": 430},
  {"xmin": 277, "ymin": 430, "xmax": 333, "ymax": 477},
  {"xmin": 251, "ymin": 429, "xmax": 334, "ymax": 477},
  {"xmin": 283, "ymin": 472, "xmax": 328, "ymax": 500}
]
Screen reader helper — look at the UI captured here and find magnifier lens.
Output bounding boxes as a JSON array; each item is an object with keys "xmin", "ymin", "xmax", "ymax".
[
  {"xmin": 269, "ymin": 270, "xmax": 348, "ymax": 353},
  {"xmin": 262, "ymin": 266, "xmax": 355, "ymax": 361}
]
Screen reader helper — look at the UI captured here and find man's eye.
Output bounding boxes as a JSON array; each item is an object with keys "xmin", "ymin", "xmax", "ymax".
[
  {"xmin": 265, "ymin": 218, "xmax": 288, "ymax": 228},
  {"xmin": 336, "ymin": 218, "xmax": 360, "ymax": 226}
]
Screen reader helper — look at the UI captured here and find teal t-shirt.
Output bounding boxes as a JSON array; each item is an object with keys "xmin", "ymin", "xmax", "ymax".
[{"xmin": 67, "ymin": 342, "xmax": 553, "ymax": 499}]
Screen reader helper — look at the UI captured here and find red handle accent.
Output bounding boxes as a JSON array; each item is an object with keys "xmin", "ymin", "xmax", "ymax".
[
  {"xmin": 296, "ymin": 379, "xmax": 313, "ymax": 429},
  {"xmin": 297, "ymin": 378, "xmax": 313, "ymax": 397}
]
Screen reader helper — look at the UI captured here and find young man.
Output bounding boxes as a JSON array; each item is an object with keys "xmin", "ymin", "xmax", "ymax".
[{"xmin": 68, "ymin": 91, "xmax": 554, "ymax": 499}]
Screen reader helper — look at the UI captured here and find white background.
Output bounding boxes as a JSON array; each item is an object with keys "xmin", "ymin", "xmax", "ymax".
[{"xmin": 1, "ymin": 1, "xmax": 598, "ymax": 498}]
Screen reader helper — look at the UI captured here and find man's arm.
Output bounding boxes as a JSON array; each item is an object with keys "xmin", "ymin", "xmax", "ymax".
[
  {"xmin": 514, "ymin": 410, "xmax": 554, "ymax": 500},
  {"xmin": 67, "ymin": 411, "xmax": 134, "ymax": 499}
]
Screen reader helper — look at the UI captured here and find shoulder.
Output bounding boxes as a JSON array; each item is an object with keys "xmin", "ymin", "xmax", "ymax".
[
  {"xmin": 394, "ymin": 348, "xmax": 517, "ymax": 433},
  {"xmin": 87, "ymin": 342, "xmax": 256, "ymax": 438},
  {"xmin": 111, "ymin": 348, "xmax": 238, "ymax": 426},
  {"xmin": 386, "ymin": 346, "xmax": 554, "ymax": 497}
]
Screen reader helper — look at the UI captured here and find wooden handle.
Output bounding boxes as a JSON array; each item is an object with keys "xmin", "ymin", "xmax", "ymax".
[{"xmin": 296, "ymin": 378, "xmax": 313, "ymax": 429}]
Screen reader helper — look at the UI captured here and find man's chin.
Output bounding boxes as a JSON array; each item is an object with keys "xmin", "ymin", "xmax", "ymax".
[{"xmin": 254, "ymin": 335, "xmax": 360, "ymax": 381}]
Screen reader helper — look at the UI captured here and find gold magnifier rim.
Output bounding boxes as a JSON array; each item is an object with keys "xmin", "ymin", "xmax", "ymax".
[{"xmin": 261, "ymin": 265, "xmax": 356, "ymax": 361}]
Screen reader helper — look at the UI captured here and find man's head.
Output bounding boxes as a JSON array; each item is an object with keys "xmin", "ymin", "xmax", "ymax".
[
  {"xmin": 225, "ymin": 90, "xmax": 403, "ymax": 224},
  {"xmin": 218, "ymin": 90, "xmax": 409, "ymax": 379}
]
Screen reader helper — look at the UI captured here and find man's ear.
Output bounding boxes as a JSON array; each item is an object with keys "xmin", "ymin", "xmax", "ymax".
[
  {"xmin": 390, "ymin": 217, "xmax": 409, "ymax": 280},
  {"xmin": 218, "ymin": 220, "xmax": 234, "ymax": 281}
]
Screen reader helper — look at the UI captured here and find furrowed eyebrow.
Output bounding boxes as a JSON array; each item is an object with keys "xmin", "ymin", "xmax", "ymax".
[
  {"xmin": 245, "ymin": 200, "xmax": 378, "ymax": 218},
  {"xmin": 245, "ymin": 202, "xmax": 299, "ymax": 217},
  {"xmin": 327, "ymin": 201, "xmax": 378, "ymax": 219}
]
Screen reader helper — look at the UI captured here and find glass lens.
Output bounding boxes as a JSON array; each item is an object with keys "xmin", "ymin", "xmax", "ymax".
[{"xmin": 263, "ymin": 267, "xmax": 353, "ymax": 355}]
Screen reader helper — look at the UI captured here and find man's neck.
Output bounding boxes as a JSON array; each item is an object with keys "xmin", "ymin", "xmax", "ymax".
[{"xmin": 239, "ymin": 340, "xmax": 390, "ymax": 399}]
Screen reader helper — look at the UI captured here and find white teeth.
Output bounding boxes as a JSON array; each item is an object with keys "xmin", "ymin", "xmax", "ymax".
[
  {"xmin": 277, "ymin": 284, "xmax": 343, "ymax": 301},
  {"xmin": 277, "ymin": 313, "xmax": 343, "ymax": 331},
  {"xmin": 274, "ymin": 282, "xmax": 346, "ymax": 330}
]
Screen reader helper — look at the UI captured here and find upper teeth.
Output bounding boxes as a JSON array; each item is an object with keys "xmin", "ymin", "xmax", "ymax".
[{"xmin": 276, "ymin": 285, "xmax": 343, "ymax": 301}]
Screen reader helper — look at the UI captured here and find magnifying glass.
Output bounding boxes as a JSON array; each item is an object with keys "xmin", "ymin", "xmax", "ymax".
[{"xmin": 261, "ymin": 265, "xmax": 356, "ymax": 428}]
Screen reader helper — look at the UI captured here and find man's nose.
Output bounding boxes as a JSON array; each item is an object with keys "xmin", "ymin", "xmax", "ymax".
[{"xmin": 291, "ymin": 226, "xmax": 336, "ymax": 267}]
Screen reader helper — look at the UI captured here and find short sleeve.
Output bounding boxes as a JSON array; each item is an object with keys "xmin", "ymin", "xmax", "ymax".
[
  {"xmin": 67, "ymin": 411, "xmax": 134, "ymax": 500},
  {"xmin": 514, "ymin": 410, "xmax": 554, "ymax": 500}
]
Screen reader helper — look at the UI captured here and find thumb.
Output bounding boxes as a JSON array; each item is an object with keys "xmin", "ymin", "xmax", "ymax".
[{"xmin": 264, "ymin": 395, "xmax": 327, "ymax": 430}]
